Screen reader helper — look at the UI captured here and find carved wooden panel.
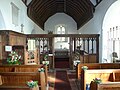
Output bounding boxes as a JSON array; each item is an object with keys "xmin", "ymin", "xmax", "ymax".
[
  {"xmin": 25, "ymin": 48, "xmax": 39, "ymax": 65},
  {"xmin": 9, "ymin": 35, "xmax": 17, "ymax": 45},
  {"xmin": 26, "ymin": 34, "xmax": 99, "ymax": 69},
  {"xmin": 9, "ymin": 32, "xmax": 26, "ymax": 46},
  {"xmin": 0, "ymin": 30, "xmax": 26, "ymax": 64},
  {"xmin": 80, "ymin": 54, "xmax": 96, "ymax": 63}
]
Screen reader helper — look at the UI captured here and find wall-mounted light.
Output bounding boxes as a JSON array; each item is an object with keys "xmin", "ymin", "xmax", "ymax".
[{"xmin": 21, "ymin": 24, "xmax": 24, "ymax": 33}]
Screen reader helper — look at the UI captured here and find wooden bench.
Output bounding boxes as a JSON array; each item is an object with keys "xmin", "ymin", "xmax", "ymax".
[
  {"xmin": 90, "ymin": 81, "xmax": 120, "ymax": 90},
  {"xmin": 90, "ymin": 71, "xmax": 120, "ymax": 90},
  {"xmin": 0, "ymin": 65, "xmax": 44, "ymax": 72},
  {"xmin": 0, "ymin": 72, "xmax": 46, "ymax": 90},
  {"xmin": 76, "ymin": 63, "xmax": 120, "ymax": 79},
  {"xmin": 0, "ymin": 65, "xmax": 48, "ymax": 86},
  {"xmin": 15, "ymin": 65, "xmax": 48, "ymax": 86},
  {"xmin": 0, "ymin": 65, "xmax": 15, "ymax": 72},
  {"xmin": 81, "ymin": 69, "xmax": 120, "ymax": 90},
  {"xmin": 14, "ymin": 65, "xmax": 44, "ymax": 72}
]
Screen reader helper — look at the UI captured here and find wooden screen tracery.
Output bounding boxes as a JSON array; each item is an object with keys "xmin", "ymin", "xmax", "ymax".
[
  {"xmin": 26, "ymin": 34, "xmax": 99, "ymax": 69},
  {"xmin": 0, "ymin": 30, "xmax": 99, "ymax": 68}
]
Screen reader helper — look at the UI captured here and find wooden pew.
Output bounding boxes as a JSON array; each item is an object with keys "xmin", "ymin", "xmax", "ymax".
[
  {"xmin": 0, "ymin": 65, "xmax": 48, "ymax": 86},
  {"xmin": 14, "ymin": 65, "xmax": 44, "ymax": 72},
  {"xmin": 0, "ymin": 65, "xmax": 44, "ymax": 72},
  {"xmin": 90, "ymin": 71, "xmax": 120, "ymax": 90},
  {"xmin": 0, "ymin": 65, "xmax": 15, "ymax": 72},
  {"xmin": 14, "ymin": 65, "xmax": 48, "ymax": 86},
  {"xmin": 90, "ymin": 81, "xmax": 120, "ymax": 90},
  {"xmin": 0, "ymin": 72, "xmax": 46, "ymax": 90},
  {"xmin": 76, "ymin": 63, "xmax": 120, "ymax": 79},
  {"xmin": 81, "ymin": 69, "xmax": 120, "ymax": 90}
]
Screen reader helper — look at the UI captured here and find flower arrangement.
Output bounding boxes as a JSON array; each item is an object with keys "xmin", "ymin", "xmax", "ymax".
[
  {"xmin": 81, "ymin": 66, "xmax": 88, "ymax": 70},
  {"xmin": 44, "ymin": 54, "xmax": 48, "ymax": 61},
  {"xmin": 93, "ymin": 78, "xmax": 102, "ymax": 84},
  {"xmin": 38, "ymin": 68, "xmax": 45, "ymax": 72},
  {"xmin": 27, "ymin": 80, "xmax": 38, "ymax": 88},
  {"xmin": 7, "ymin": 51, "xmax": 21, "ymax": 65},
  {"xmin": 42, "ymin": 60, "xmax": 49, "ymax": 65}
]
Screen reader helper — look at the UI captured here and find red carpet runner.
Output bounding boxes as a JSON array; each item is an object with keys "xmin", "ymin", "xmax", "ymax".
[{"xmin": 54, "ymin": 70, "xmax": 72, "ymax": 90}]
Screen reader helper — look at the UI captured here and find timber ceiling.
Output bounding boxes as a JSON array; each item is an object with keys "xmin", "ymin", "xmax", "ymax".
[{"xmin": 22, "ymin": 0, "xmax": 102, "ymax": 30}]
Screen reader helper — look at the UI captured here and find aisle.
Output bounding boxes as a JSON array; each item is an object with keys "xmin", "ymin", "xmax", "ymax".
[
  {"xmin": 48, "ymin": 69, "xmax": 79, "ymax": 90},
  {"xmin": 54, "ymin": 70, "xmax": 72, "ymax": 90}
]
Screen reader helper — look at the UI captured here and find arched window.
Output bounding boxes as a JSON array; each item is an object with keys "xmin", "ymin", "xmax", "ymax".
[
  {"xmin": 106, "ymin": 26, "xmax": 120, "ymax": 62},
  {"xmin": 55, "ymin": 25, "xmax": 66, "ymax": 42},
  {"xmin": 102, "ymin": 1, "xmax": 120, "ymax": 63}
]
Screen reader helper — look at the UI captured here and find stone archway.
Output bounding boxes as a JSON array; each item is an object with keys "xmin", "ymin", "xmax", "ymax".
[{"xmin": 102, "ymin": 0, "xmax": 120, "ymax": 63}]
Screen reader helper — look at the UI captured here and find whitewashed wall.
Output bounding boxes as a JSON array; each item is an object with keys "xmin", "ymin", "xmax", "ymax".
[
  {"xmin": 44, "ymin": 13, "xmax": 77, "ymax": 34},
  {"xmin": 0, "ymin": 0, "xmax": 43, "ymax": 34},
  {"xmin": 44, "ymin": 13, "xmax": 77, "ymax": 49},
  {"xmin": 0, "ymin": 0, "xmax": 118, "ymax": 62},
  {"xmin": 78, "ymin": 0, "xmax": 116, "ymax": 62}
]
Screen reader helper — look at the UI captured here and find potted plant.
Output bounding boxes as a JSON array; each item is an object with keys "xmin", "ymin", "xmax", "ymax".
[{"xmin": 27, "ymin": 80, "xmax": 39, "ymax": 90}]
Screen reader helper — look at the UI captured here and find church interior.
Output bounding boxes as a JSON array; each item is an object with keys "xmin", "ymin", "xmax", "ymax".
[{"xmin": 0, "ymin": 0, "xmax": 120, "ymax": 90}]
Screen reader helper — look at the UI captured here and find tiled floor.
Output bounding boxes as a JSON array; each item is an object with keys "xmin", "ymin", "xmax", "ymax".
[{"xmin": 48, "ymin": 69, "xmax": 80, "ymax": 90}]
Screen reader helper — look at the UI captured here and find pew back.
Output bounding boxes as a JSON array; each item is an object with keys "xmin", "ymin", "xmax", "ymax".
[
  {"xmin": 14, "ymin": 65, "xmax": 43, "ymax": 72},
  {"xmin": 0, "ymin": 65, "xmax": 44, "ymax": 72},
  {"xmin": 0, "ymin": 65, "xmax": 47, "ymax": 90},
  {"xmin": 0, "ymin": 65, "xmax": 15, "ymax": 72}
]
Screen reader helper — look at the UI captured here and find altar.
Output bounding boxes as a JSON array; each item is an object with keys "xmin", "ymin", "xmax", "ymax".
[
  {"xmin": 54, "ymin": 49, "xmax": 69, "ymax": 59},
  {"xmin": 54, "ymin": 49, "xmax": 70, "ymax": 68}
]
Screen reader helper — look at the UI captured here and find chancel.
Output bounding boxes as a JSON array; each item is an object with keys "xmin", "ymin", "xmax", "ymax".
[{"xmin": 0, "ymin": 0, "xmax": 120, "ymax": 90}]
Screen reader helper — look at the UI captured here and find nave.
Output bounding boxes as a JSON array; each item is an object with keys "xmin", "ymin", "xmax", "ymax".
[
  {"xmin": 0, "ymin": 30, "xmax": 99, "ymax": 90},
  {"xmin": 49, "ymin": 62, "xmax": 120, "ymax": 90},
  {"xmin": 1, "ymin": 63, "xmax": 120, "ymax": 90}
]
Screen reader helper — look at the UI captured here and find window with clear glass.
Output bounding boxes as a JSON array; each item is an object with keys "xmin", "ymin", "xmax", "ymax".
[
  {"xmin": 103, "ymin": 26, "xmax": 120, "ymax": 63},
  {"xmin": 28, "ymin": 40, "xmax": 36, "ymax": 51},
  {"xmin": 55, "ymin": 25, "xmax": 66, "ymax": 42}
]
